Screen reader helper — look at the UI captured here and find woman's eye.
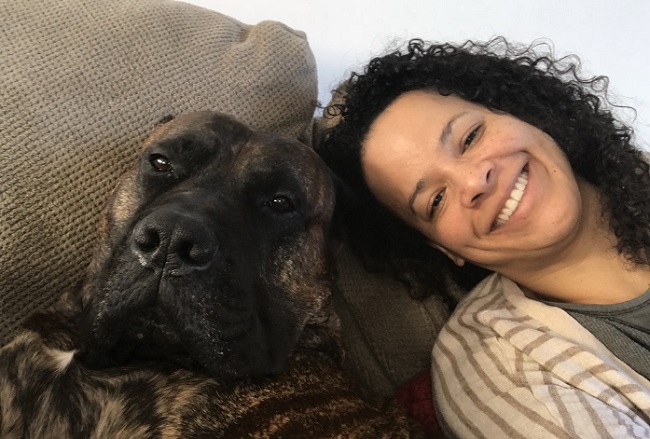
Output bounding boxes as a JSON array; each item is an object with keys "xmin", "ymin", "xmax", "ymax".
[
  {"xmin": 463, "ymin": 126, "xmax": 481, "ymax": 151},
  {"xmin": 149, "ymin": 154, "xmax": 173, "ymax": 173},
  {"xmin": 429, "ymin": 190, "xmax": 445, "ymax": 219}
]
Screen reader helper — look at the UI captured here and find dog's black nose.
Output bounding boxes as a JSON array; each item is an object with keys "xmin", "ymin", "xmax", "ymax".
[{"xmin": 132, "ymin": 207, "xmax": 216, "ymax": 274}]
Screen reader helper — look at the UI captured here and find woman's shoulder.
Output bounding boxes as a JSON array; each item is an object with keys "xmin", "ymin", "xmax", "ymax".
[
  {"xmin": 434, "ymin": 272, "xmax": 522, "ymax": 347},
  {"xmin": 432, "ymin": 273, "xmax": 526, "ymax": 391},
  {"xmin": 446, "ymin": 273, "xmax": 521, "ymax": 329},
  {"xmin": 431, "ymin": 274, "xmax": 543, "ymax": 436},
  {"xmin": 432, "ymin": 273, "xmax": 650, "ymax": 438},
  {"xmin": 433, "ymin": 272, "xmax": 598, "ymax": 362}
]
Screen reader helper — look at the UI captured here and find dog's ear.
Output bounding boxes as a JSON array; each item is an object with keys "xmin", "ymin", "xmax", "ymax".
[{"xmin": 156, "ymin": 114, "xmax": 175, "ymax": 127}]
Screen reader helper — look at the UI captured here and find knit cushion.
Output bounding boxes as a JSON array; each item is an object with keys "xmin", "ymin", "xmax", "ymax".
[{"xmin": 0, "ymin": 0, "xmax": 317, "ymax": 345}]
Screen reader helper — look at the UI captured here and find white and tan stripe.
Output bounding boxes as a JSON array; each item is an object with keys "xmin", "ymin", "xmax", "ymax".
[
  {"xmin": 432, "ymin": 274, "xmax": 650, "ymax": 438},
  {"xmin": 434, "ymin": 292, "xmax": 573, "ymax": 437}
]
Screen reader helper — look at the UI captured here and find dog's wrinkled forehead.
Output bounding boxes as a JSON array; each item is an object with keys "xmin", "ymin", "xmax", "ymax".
[
  {"xmin": 143, "ymin": 112, "xmax": 251, "ymax": 155},
  {"xmin": 236, "ymin": 134, "xmax": 335, "ymax": 208},
  {"xmin": 142, "ymin": 111, "xmax": 335, "ymax": 209}
]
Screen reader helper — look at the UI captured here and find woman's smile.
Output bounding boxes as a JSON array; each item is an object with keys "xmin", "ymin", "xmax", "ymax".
[{"xmin": 491, "ymin": 163, "xmax": 528, "ymax": 231}]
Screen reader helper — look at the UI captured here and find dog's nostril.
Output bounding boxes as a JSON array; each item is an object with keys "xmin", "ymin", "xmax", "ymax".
[
  {"xmin": 134, "ymin": 228, "xmax": 160, "ymax": 254},
  {"xmin": 177, "ymin": 240, "xmax": 214, "ymax": 266}
]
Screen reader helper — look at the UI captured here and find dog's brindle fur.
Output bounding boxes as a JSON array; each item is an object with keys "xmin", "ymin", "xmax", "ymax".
[{"xmin": 0, "ymin": 113, "xmax": 428, "ymax": 438}]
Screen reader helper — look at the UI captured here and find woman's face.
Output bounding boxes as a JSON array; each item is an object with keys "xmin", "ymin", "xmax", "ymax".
[{"xmin": 362, "ymin": 90, "xmax": 585, "ymax": 274}]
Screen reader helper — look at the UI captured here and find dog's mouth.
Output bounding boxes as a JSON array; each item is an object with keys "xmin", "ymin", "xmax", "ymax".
[
  {"xmin": 77, "ymin": 314, "xmax": 201, "ymax": 372},
  {"xmin": 76, "ymin": 295, "xmax": 298, "ymax": 381}
]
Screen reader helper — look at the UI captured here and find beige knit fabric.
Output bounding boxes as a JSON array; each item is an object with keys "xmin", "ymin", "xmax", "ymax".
[{"xmin": 0, "ymin": 0, "xmax": 317, "ymax": 345}]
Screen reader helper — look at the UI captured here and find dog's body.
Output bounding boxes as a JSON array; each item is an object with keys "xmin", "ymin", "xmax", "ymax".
[{"xmin": 0, "ymin": 113, "xmax": 426, "ymax": 438}]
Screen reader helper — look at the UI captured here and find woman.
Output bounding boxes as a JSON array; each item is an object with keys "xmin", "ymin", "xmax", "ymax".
[{"xmin": 318, "ymin": 38, "xmax": 650, "ymax": 438}]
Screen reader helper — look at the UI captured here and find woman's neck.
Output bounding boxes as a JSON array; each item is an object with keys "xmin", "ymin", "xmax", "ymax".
[{"xmin": 510, "ymin": 181, "xmax": 650, "ymax": 305}]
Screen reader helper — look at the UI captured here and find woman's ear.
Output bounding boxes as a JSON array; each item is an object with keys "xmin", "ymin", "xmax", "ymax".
[{"xmin": 430, "ymin": 242, "xmax": 465, "ymax": 267}]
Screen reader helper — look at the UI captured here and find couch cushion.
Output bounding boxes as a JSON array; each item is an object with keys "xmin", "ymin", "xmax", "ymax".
[
  {"xmin": 0, "ymin": 0, "xmax": 317, "ymax": 345},
  {"xmin": 333, "ymin": 245, "xmax": 450, "ymax": 404}
]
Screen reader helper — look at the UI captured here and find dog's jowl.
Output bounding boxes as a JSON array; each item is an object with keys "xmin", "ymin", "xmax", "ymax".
[{"xmin": 0, "ymin": 112, "xmax": 427, "ymax": 438}]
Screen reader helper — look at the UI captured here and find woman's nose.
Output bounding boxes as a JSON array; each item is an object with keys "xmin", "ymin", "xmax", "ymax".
[{"xmin": 457, "ymin": 159, "xmax": 495, "ymax": 207}]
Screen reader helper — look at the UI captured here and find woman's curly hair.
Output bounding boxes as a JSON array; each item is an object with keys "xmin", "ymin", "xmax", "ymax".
[{"xmin": 317, "ymin": 37, "xmax": 650, "ymax": 304}]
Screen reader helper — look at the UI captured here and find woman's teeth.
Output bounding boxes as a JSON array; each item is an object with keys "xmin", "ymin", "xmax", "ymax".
[{"xmin": 494, "ymin": 170, "xmax": 528, "ymax": 228}]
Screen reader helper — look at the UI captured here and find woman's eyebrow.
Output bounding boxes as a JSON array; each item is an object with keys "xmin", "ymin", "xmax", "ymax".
[
  {"xmin": 439, "ymin": 111, "xmax": 468, "ymax": 146},
  {"xmin": 408, "ymin": 179, "xmax": 426, "ymax": 214},
  {"xmin": 407, "ymin": 111, "xmax": 468, "ymax": 215}
]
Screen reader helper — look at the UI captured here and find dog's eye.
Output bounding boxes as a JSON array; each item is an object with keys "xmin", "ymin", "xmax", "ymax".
[
  {"xmin": 149, "ymin": 154, "xmax": 173, "ymax": 173},
  {"xmin": 267, "ymin": 195, "xmax": 294, "ymax": 213}
]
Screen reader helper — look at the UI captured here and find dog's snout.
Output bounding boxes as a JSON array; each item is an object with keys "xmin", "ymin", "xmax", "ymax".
[{"xmin": 132, "ymin": 208, "xmax": 216, "ymax": 274}]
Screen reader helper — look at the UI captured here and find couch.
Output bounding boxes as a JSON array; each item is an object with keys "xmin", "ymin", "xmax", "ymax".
[{"xmin": 0, "ymin": 0, "xmax": 450, "ymax": 407}]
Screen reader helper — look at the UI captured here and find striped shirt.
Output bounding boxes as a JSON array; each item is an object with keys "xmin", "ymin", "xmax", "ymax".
[{"xmin": 432, "ymin": 273, "xmax": 650, "ymax": 439}]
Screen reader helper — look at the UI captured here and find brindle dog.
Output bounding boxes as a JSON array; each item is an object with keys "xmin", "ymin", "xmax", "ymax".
[{"xmin": 0, "ymin": 112, "xmax": 429, "ymax": 438}]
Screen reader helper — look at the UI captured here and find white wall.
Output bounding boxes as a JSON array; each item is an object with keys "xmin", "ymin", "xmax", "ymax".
[{"xmin": 179, "ymin": 0, "xmax": 650, "ymax": 150}]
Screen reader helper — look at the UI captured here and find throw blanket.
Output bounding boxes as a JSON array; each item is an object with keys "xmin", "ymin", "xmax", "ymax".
[{"xmin": 432, "ymin": 273, "xmax": 650, "ymax": 438}]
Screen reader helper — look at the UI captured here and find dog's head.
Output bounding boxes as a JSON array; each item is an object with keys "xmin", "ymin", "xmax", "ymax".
[{"xmin": 75, "ymin": 112, "xmax": 337, "ymax": 380}]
